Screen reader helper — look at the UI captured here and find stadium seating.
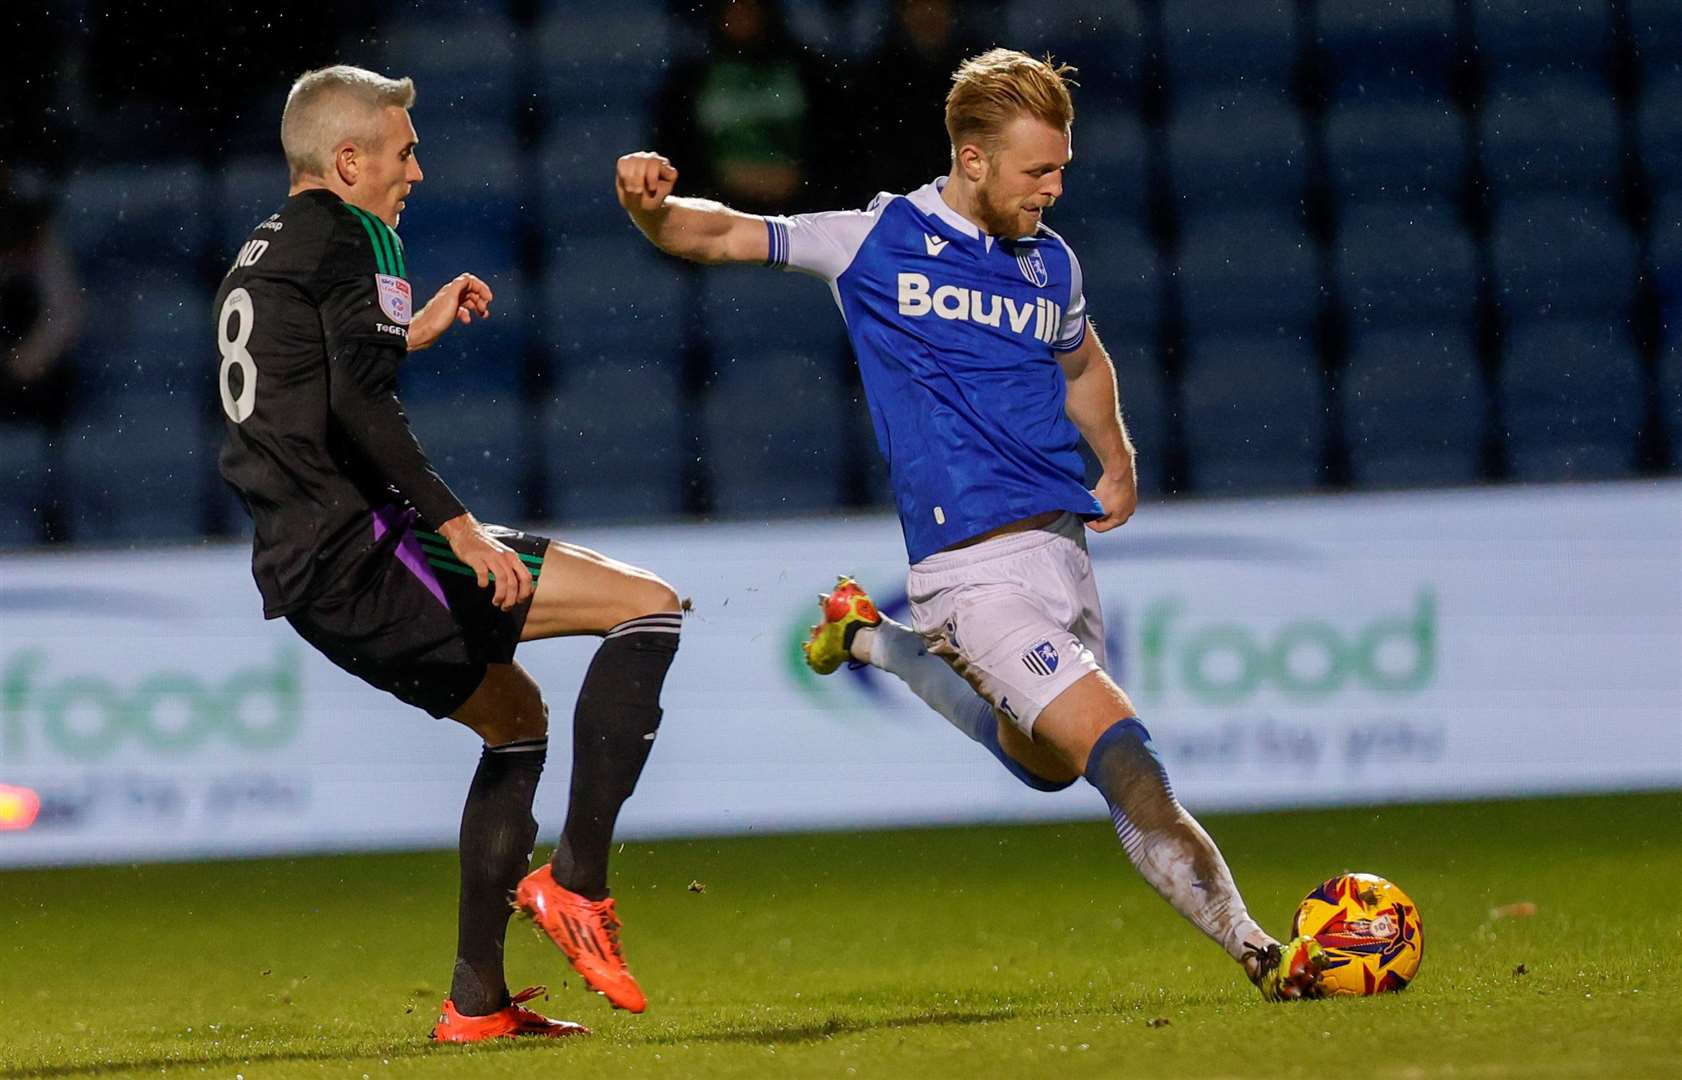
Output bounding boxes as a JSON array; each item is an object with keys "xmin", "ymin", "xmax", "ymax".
[
  {"xmin": 0, "ymin": 426, "xmax": 51, "ymax": 546},
  {"xmin": 1639, "ymin": 67, "xmax": 1682, "ymax": 201},
  {"xmin": 1176, "ymin": 212, "xmax": 1319, "ymax": 335},
  {"xmin": 1059, "ymin": 107, "xmax": 1149, "ymax": 223},
  {"xmin": 1482, "ymin": 79, "xmax": 1621, "ymax": 201},
  {"xmin": 701, "ymin": 348, "xmax": 845, "ymax": 517},
  {"xmin": 1338, "ymin": 202, "xmax": 1478, "ymax": 330},
  {"xmin": 1492, "ymin": 196, "xmax": 1638, "ymax": 322},
  {"xmin": 61, "ymin": 163, "xmax": 210, "ymax": 271},
  {"xmin": 1179, "ymin": 332, "xmax": 1323, "ymax": 495},
  {"xmin": 1500, "ymin": 320, "xmax": 1644, "ymax": 481},
  {"xmin": 1325, "ymin": 100, "xmax": 1466, "ymax": 204},
  {"xmin": 1320, "ymin": 0, "xmax": 1457, "ymax": 104},
  {"xmin": 61, "ymin": 391, "xmax": 209, "ymax": 543},
  {"xmin": 1474, "ymin": 0, "xmax": 1613, "ymax": 86},
  {"xmin": 1159, "ymin": 0, "xmax": 1297, "ymax": 93},
  {"xmin": 1073, "ymin": 223, "xmax": 1161, "ymax": 342},
  {"xmin": 1343, "ymin": 328, "xmax": 1484, "ymax": 488},
  {"xmin": 1660, "ymin": 334, "xmax": 1682, "ymax": 468},
  {"xmin": 380, "ymin": 10, "xmax": 522, "ymax": 120},
  {"xmin": 1168, "ymin": 90, "xmax": 1309, "ymax": 214},
  {"xmin": 540, "ymin": 354, "xmax": 684, "ymax": 523},
  {"xmin": 1631, "ymin": 0, "xmax": 1682, "ymax": 72},
  {"xmin": 544, "ymin": 237, "xmax": 688, "ymax": 360},
  {"xmin": 403, "ymin": 395, "xmax": 530, "ymax": 523},
  {"xmin": 1107, "ymin": 337, "xmax": 1169, "ymax": 497}
]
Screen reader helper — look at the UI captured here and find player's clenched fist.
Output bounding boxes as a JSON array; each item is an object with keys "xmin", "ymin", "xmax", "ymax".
[{"xmin": 616, "ymin": 151, "xmax": 678, "ymax": 212}]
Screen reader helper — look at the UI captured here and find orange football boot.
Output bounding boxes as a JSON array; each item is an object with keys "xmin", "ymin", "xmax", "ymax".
[
  {"xmin": 430, "ymin": 986, "xmax": 590, "ymax": 1042},
  {"xmin": 514, "ymin": 864, "xmax": 647, "ymax": 1013},
  {"xmin": 802, "ymin": 576, "xmax": 882, "ymax": 675}
]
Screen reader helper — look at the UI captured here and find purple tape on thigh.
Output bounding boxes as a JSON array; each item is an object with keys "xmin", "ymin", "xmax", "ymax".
[{"xmin": 371, "ymin": 504, "xmax": 450, "ymax": 609}]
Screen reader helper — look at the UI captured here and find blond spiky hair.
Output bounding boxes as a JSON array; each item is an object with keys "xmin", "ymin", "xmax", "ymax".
[{"xmin": 945, "ymin": 49, "xmax": 1077, "ymax": 156}]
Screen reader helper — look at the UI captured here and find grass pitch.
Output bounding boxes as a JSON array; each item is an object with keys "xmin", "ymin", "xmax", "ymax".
[{"xmin": 2, "ymin": 791, "xmax": 1678, "ymax": 1079}]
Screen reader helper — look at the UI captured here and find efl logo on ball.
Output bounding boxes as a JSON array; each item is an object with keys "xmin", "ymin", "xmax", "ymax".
[{"xmin": 1291, "ymin": 872, "xmax": 1424, "ymax": 995}]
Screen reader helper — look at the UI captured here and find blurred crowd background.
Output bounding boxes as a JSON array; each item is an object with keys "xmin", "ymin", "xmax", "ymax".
[{"xmin": 2, "ymin": 0, "xmax": 1678, "ymax": 548}]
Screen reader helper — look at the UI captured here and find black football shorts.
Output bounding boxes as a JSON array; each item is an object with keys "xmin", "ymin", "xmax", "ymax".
[{"xmin": 286, "ymin": 504, "xmax": 552, "ymax": 718}]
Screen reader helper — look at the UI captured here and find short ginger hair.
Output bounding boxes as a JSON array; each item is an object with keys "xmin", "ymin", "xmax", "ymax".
[{"xmin": 944, "ymin": 49, "xmax": 1077, "ymax": 157}]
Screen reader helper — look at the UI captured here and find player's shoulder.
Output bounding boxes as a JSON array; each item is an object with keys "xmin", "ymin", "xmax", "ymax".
[
  {"xmin": 1033, "ymin": 223, "xmax": 1079, "ymax": 261},
  {"xmin": 310, "ymin": 194, "xmax": 409, "ymax": 282},
  {"xmin": 1030, "ymin": 223, "xmax": 1082, "ymax": 282}
]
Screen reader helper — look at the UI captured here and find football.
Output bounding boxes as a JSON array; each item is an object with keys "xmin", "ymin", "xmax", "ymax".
[{"xmin": 1291, "ymin": 872, "xmax": 1424, "ymax": 995}]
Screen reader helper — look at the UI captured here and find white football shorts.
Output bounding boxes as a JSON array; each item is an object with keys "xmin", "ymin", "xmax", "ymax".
[{"xmin": 906, "ymin": 512, "xmax": 1108, "ymax": 734}]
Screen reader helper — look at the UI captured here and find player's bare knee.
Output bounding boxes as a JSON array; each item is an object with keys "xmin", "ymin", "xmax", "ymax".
[
  {"xmin": 507, "ymin": 696, "xmax": 549, "ymax": 743},
  {"xmin": 615, "ymin": 574, "xmax": 681, "ymax": 627}
]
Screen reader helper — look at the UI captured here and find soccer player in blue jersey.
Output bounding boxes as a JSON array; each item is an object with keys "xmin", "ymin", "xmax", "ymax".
[{"xmin": 615, "ymin": 49, "xmax": 1324, "ymax": 1001}]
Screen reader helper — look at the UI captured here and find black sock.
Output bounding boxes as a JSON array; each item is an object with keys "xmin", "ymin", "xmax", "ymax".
[
  {"xmin": 450, "ymin": 737, "xmax": 546, "ymax": 1016},
  {"xmin": 550, "ymin": 613, "xmax": 681, "ymax": 900}
]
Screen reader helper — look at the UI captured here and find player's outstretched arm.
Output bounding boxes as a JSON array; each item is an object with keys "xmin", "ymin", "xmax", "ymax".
[
  {"xmin": 408, "ymin": 273, "xmax": 493, "ymax": 352},
  {"xmin": 1058, "ymin": 323, "xmax": 1139, "ymax": 532},
  {"xmin": 615, "ymin": 151, "xmax": 770, "ymax": 265}
]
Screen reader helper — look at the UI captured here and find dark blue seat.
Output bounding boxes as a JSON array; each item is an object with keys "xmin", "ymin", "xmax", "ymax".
[
  {"xmin": 701, "ymin": 348, "xmax": 845, "ymax": 517},
  {"xmin": 1002, "ymin": 1, "xmax": 1139, "ymax": 97},
  {"xmin": 1482, "ymin": 79, "xmax": 1621, "ymax": 201},
  {"xmin": 1632, "ymin": 0, "xmax": 1682, "ymax": 71},
  {"xmin": 62, "ymin": 164, "xmax": 210, "ymax": 271},
  {"xmin": 1058, "ymin": 108, "xmax": 1148, "ymax": 222},
  {"xmin": 1073, "ymin": 222, "xmax": 1161, "ymax": 341},
  {"xmin": 403, "ymin": 395, "xmax": 530, "ymax": 523},
  {"xmin": 1321, "ymin": 0, "xmax": 1457, "ymax": 104},
  {"xmin": 1639, "ymin": 67, "xmax": 1682, "ymax": 201},
  {"xmin": 63, "ymin": 391, "xmax": 210, "ymax": 544},
  {"xmin": 1177, "ymin": 212, "xmax": 1319, "ymax": 335},
  {"xmin": 1325, "ymin": 101, "xmax": 1466, "ymax": 204},
  {"xmin": 0, "ymin": 426, "xmax": 51, "ymax": 546},
  {"xmin": 1493, "ymin": 197, "xmax": 1638, "ymax": 322},
  {"xmin": 216, "ymin": 156, "xmax": 291, "ymax": 240},
  {"xmin": 1168, "ymin": 90, "xmax": 1308, "ymax": 213},
  {"xmin": 1106, "ymin": 338, "xmax": 1169, "ymax": 497},
  {"xmin": 399, "ymin": 274, "xmax": 529, "ymax": 402},
  {"xmin": 544, "ymin": 237, "xmax": 688, "ymax": 361},
  {"xmin": 1180, "ymin": 332, "xmax": 1323, "ymax": 495},
  {"xmin": 1475, "ymin": 0, "xmax": 1613, "ymax": 87},
  {"xmin": 540, "ymin": 355, "xmax": 684, "ymax": 523},
  {"xmin": 1160, "ymin": 0, "xmax": 1297, "ymax": 92},
  {"xmin": 1658, "ymin": 328, "xmax": 1682, "ymax": 468},
  {"xmin": 1343, "ymin": 328, "xmax": 1484, "ymax": 488},
  {"xmin": 1338, "ymin": 202, "xmax": 1478, "ymax": 330},
  {"xmin": 540, "ymin": 111, "xmax": 651, "ymax": 240},
  {"xmin": 1501, "ymin": 320, "xmax": 1644, "ymax": 481},
  {"xmin": 699, "ymin": 264, "xmax": 845, "ymax": 363},
  {"xmin": 380, "ymin": 15, "xmax": 521, "ymax": 119}
]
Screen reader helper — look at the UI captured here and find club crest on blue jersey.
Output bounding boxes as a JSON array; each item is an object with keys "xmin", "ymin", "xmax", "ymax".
[
  {"xmin": 1016, "ymin": 248, "xmax": 1049, "ymax": 287},
  {"xmin": 1021, "ymin": 639, "xmax": 1060, "ymax": 677},
  {"xmin": 375, "ymin": 274, "xmax": 412, "ymax": 325}
]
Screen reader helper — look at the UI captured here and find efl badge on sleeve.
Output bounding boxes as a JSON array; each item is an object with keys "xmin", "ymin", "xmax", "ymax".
[
  {"xmin": 1016, "ymin": 248, "xmax": 1049, "ymax": 287},
  {"xmin": 375, "ymin": 274, "xmax": 413, "ymax": 325}
]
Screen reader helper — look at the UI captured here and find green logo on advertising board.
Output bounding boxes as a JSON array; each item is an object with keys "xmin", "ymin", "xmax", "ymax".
[
  {"xmin": 0, "ymin": 647, "xmax": 302, "ymax": 763},
  {"xmin": 1137, "ymin": 589, "xmax": 1436, "ymax": 704}
]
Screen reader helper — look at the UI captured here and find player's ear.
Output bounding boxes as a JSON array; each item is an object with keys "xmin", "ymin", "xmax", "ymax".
[
  {"xmin": 957, "ymin": 142, "xmax": 988, "ymax": 184},
  {"xmin": 335, "ymin": 143, "xmax": 360, "ymax": 186}
]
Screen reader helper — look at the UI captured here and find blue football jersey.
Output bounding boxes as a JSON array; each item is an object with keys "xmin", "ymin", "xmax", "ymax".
[{"xmin": 766, "ymin": 178, "xmax": 1102, "ymax": 563}]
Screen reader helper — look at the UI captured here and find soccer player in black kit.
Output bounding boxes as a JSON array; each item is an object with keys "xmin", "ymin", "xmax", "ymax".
[{"xmin": 215, "ymin": 65, "xmax": 679, "ymax": 1041}]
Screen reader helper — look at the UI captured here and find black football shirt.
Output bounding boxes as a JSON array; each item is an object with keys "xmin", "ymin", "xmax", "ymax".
[{"xmin": 214, "ymin": 188, "xmax": 465, "ymax": 617}]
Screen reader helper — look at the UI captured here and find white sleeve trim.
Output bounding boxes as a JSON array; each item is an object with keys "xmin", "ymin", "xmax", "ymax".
[
  {"xmin": 1052, "ymin": 237, "xmax": 1088, "ymax": 350},
  {"xmin": 764, "ymin": 194, "xmax": 896, "ymax": 281}
]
